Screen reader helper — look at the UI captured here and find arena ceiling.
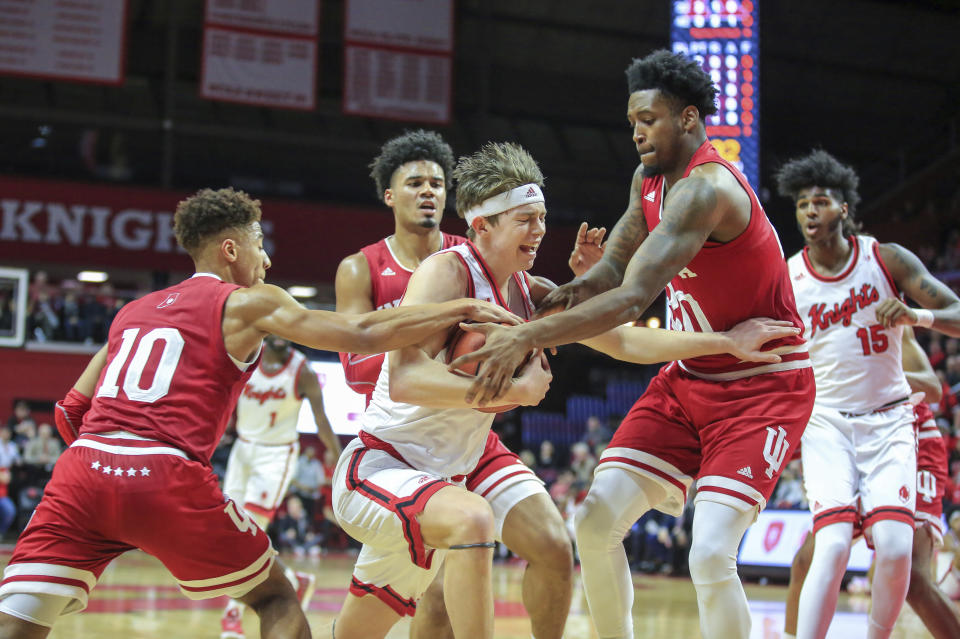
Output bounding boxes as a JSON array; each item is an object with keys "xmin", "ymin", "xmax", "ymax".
[{"xmin": 0, "ymin": 0, "xmax": 957, "ymax": 253}]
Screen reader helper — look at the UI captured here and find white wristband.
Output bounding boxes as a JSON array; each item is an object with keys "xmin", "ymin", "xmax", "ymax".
[{"xmin": 914, "ymin": 308, "xmax": 934, "ymax": 328}]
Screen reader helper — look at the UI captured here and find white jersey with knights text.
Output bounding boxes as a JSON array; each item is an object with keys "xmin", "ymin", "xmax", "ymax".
[
  {"xmin": 787, "ymin": 235, "xmax": 910, "ymax": 413},
  {"xmin": 235, "ymin": 349, "xmax": 308, "ymax": 445},
  {"xmin": 361, "ymin": 242, "xmax": 534, "ymax": 478}
]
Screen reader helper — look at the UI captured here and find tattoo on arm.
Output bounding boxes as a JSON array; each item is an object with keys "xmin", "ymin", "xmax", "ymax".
[{"xmin": 594, "ymin": 168, "xmax": 648, "ymax": 285}]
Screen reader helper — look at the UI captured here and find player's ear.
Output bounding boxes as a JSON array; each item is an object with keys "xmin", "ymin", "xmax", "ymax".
[
  {"xmin": 682, "ymin": 105, "xmax": 699, "ymax": 132},
  {"xmin": 383, "ymin": 188, "xmax": 394, "ymax": 207},
  {"xmin": 221, "ymin": 237, "xmax": 238, "ymax": 263}
]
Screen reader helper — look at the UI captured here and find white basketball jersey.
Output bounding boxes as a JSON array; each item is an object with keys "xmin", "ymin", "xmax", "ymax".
[
  {"xmin": 235, "ymin": 349, "xmax": 308, "ymax": 444},
  {"xmin": 787, "ymin": 235, "xmax": 910, "ymax": 412},
  {"xmin": 362, "ymin": 242, "xmax": 534, "ymax": 478}
]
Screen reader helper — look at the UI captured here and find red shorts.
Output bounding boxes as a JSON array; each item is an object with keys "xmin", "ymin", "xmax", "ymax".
[
  {"xmin": 916, "ymin": 428, "xmax": 948, "ymax": 541},
  {"xmin": 466, "ymin": 431, "xmax": 545, "ymax": 539},
  {"xmin": 0, "ymin": 433, "xmax": 274, "ymax": 615},
  {"xmin": 598, "ymin": 363, "xmax": 815, "ymax": 515}
]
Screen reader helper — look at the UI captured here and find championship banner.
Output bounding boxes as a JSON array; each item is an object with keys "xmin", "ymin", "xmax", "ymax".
[
  {"xmin": 205, "ymin": 0, "xmax": 319, "ymax": 36},
  {"xmin": 343, "ymin": 0, "xmax": 453, "ymax": 124},
  {"xmin": 0, "ymin": 0, "xmax": 127, "ymax": 85},
  {"xmin": 200, "ymin": 0, "xmax": 318, "ymax": 110}
]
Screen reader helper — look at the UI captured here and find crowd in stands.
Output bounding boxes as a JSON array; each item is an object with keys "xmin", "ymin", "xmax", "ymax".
[
  {"xmin": 0, "ymin": 401, "xmax": 63, "ymax": 540},
  {"xmin": 25, "ymin": 271, "xmax": 134, "ymax": 344}
]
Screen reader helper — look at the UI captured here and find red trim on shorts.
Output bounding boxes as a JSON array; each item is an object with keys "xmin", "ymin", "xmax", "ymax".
[
  {"xmin": 359, "ymin": 431, "xmax": 412, "ymax": 466},
  {"xmin": 78, "ymin": 433, "xmax": 179, "ymax": 449},
  {"xmin": 862, "ymin": 506, "xmax": 914, "ymax": 530},
  {"xmin": 599, "ymin": 456, "xmax": 688, "ymax": 500},
  {"xmin": 812, "ymin": 506, "xmax": 858, "ymax": 533},
  {"xmin": 293, "ymin": 359, "xmax": 307, "ymax": 400},
  {"xmin": 349, "ymin": 576, "xmax": 417, "ymax": 617},
  {"xmin": 178, "ymin": 556, "xmax": 273, "ymax": 594},
  {"xmin": 696, "ymin": 485, "xmax": 759, "ymax": 507},
  {"xmin": 1, "ymin": 574, "xmax": 91, "ymax": 593},
  {"xmin": 345, "ymin": 446, "xmax": 451, "ymax": 569},
  {"xmin": 474, "ymin": 469, "xmax": 534, "ymax": 498},
  {"xmin": 243, "ymin": 502, "xmax": 276, "ymax": 519}
]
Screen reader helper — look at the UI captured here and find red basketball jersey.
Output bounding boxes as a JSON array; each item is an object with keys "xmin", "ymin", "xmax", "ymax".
[
  {"xmin": 360, "ymin": 232, "xmax": 466, "ymax": 310},
  {"xmin": 82, "ymin": 274, "xmax": 258, "ymax": 464},
  {"xmin": 641, "ymin": 140, "xmax": 808, "ymax": 379},
  {"xmin": 341, "ymin": 232, "xmax": 466, "ymax": 398}
]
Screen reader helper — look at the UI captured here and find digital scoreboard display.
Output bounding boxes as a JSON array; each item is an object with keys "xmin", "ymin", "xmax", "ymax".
[{"xmin": 671, "ymin": 0, "xmax": 759, "ymax": 187}]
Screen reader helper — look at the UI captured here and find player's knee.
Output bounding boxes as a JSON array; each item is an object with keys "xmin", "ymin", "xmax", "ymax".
[
  {"xmin": 531, "ymin": 518, "xmax": 574, "ymax": 571},
  {"xmin": 574, "ymin": 493, "xmax": 614, "ymax": 551},
  {"xmin": 688, "ymin": 535, "xmax": 737, "ymax": 586},
  {"xmin": 447, "ymin": 498, "xmax": 495, "ymax": 546}
]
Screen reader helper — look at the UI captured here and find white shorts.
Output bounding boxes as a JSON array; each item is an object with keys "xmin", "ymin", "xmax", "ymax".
[
  {"xmin": 802, "ymin": 403, "xmax": 916, "ymax": 533},
  {"xmin": 332, "ymin": 438, "xmax": 458, "ymax": 617},
  {"xmin": 223, "ymin": 437, "xmax": 299, "ymax": 522},
  {"xmin": 486, "ymin": 479, "xmax": 547, "ymax": 541}
]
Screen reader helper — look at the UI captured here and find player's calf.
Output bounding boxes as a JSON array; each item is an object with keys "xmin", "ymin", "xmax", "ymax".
[{"xmin": 239, "ymin": 562, "xmax": 310, "ymax": 639}]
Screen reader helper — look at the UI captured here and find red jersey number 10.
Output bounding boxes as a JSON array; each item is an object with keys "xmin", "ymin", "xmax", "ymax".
[{"xmin": 96, "ymin": 327, "xmax": 185, "ymax": 403}]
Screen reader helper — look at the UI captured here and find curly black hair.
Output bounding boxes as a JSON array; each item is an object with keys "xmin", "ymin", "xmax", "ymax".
[
  {"xmin": 775, "ymin": 150, "xmax": 862, "ymax": 235},
  {"xmin": 173, "ymin": 187, "xmax": 262, "ymax": 256},
  {"xmin": 369, "ymin": 130, "xmax": 455, "ymax": 201},
  {"xmin": 625, "ymin": 50, "xmax": 718, "ymax": 117}
]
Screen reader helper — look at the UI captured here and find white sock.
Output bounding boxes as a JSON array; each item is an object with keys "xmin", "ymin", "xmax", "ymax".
[
  {"xmin": 224, "ymin": 597, "xmax": 245, "ymax": 617},
  {"xmin": 866, "ymin": 520, "xmax": 913, "ymax": 639},
  {"xmin": 796, "ymin": 522, "xmax": 853, "ymax": 639},
  {"xmin": 687, "ymin": 500, "xmax": 754, "ymax": 639},
  {"xmin": 574, "ymin": 468, "xmax": 665, "ymax": 639}
]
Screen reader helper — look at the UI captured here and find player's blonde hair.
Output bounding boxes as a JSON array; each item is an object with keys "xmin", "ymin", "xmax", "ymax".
[{"xmin": 453, "ymin": 142, "xmax": 544, "ymax": 239}]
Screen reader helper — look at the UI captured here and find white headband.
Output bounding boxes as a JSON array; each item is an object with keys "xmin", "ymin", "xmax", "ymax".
[{"xmin": 464, "ymin": 183, "xmax": 544, "ymax": 227}]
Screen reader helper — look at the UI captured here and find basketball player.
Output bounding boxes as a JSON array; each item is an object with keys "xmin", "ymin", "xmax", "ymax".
[
  {"xmin": 448, "ymin": 51, "xmax": 816, "ymax": 639},
  {"xmin": 335, "ymin": 130, "xmax": 577, "ymax": 639},
  {"xmin": 781, "ymin": 326, "xmax": 960, "ymax": 639},
  {"xmin": 332, "ymin": 141, "xmax": 803, "ymax": 639},
  {"xmin": 776, "ymin": 149, "xmax": 960, "ymax": 639},
  {"xmin": 0, "ymin": 187, "xmax": 518, "ymax": 639},
  {"xmin": 220, "ymin": 335, "xmax": 343, "ymax": 639}
]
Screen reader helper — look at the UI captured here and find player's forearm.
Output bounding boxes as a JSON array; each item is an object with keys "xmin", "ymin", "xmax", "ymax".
[
  {"xmin": 581, "ymin": 326, "xmax": 730, "ymax": 364},
  {"xmin": 924, "ymin": 303, "xmax": 960, "ymax": 337},
  {"xmin": 390, "ymin": 350, "xmax": 522, "ymax": 409},
  {"xmin": 524, "ymin": 286, "xmax": 657, "ymax": 350},
  {"xmin": 904, "ymin": 371, "xmax": 942, "ymax": 403},
  {"xmin": 349, "ymin": 300, "xmax": 476, "ymax": 354}
]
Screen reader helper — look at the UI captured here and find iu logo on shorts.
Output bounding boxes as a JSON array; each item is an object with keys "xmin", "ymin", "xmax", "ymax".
[
  {"xmin": 918, "ymin": 471, "xmax": 936, "ymax": 504},
  {"xmin": 762, "ymin": 425, "xmax": 789, "ymax": 479}
]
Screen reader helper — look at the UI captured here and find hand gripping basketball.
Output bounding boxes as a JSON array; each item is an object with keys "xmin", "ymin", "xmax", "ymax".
[{"xmin": 446, "ymin": 326, "xmax": 545, "ymax": 413}]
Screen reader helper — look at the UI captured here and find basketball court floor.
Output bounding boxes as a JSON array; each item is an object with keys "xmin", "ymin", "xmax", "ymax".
[{"xmin": 1, "ymin": 548, "xmax": 942, "ymax": 638}]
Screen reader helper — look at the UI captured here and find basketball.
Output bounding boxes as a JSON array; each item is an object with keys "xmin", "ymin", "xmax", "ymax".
[{"xmin": 446, "ymin": 327, "xmax": 541, "ymax": 413}]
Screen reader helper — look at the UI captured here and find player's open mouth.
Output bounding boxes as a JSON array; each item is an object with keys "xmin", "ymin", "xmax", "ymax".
[
  {"xmin": 805, "ymin": 222, "xmax": 819, "ymax": 234},
  {"xmin": 519, "ymin": 244, "xmax": 538, "ymax": 255},
  {"xmin": 419, "ymin": 202, "xmax": 436, "ymax": 212}
]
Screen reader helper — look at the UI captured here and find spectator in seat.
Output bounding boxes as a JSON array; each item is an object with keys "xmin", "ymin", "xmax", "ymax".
[
  {"xmin": 23, "ymin": 423, "xmax": 63, "ymax": 471},
  {"xmin": 275, "ymin": 495, "xmax": 321, "ymax": 558}
]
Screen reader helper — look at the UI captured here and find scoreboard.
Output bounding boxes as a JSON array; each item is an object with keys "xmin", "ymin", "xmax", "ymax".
[{"xmin": 671, "ymin": 0, "xmax": 759, "ymax": 187}]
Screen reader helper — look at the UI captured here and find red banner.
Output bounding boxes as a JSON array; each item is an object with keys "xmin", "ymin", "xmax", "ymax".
[{"xmin": 0, "ymin": 176, "xmax": 584, "ymax": 286}]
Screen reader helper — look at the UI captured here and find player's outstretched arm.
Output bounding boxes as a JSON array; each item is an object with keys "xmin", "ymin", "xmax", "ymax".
[
  {"xmin": 54, "ymin": 344, "xmax": 108, "ymax": 445},
  {"xmin": 452, "ymin": 168, "xmax": 731, "ymax": 404},
  {"xmin": 388, "ymin": 253, "xmax": 549, "ymax": 409},
  {"xmin": 538, "ymin": 167, "xmax": 649, "ymax": 315},
  {"xmin": 580, "ymin": 317, "xmax": 800, "ymax": 365},
  {"xmin": 224, "ymin": 283, "xmax": 521, "ymax": 360},
  {"xmin": 901, "ymin": 325, "xmax": 942, "ymax": 403},
  {"xmin": 298, "ymin": 363, "xmax": 343, "ymax": 457},
  {"xmin": 876, "ymin": 243, "xmax": 960, "ymax": 336},
  {"xmin": 334, "ymin": 251, "xmax": 384, "ymax": 394}
]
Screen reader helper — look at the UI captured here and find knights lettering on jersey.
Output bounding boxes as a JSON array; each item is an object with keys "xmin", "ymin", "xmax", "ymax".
[
  {"xmin": 787, "ymin": 235, "xmax": 911, "ymax": 412},
  {"xmin": 236, "ymin": 349, "xmax": 307, "ymax": 445},
  {"xmin": 361, "ymin": 242, "xmax": 533, "ymax": 477}
]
